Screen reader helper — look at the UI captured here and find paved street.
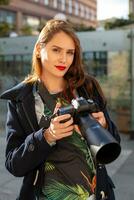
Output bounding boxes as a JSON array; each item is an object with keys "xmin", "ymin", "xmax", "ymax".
[
  {"xmin": 0, "ymin": 131, "xmax": 134, "ymax": 200},
  {"xmin": 107, "ymin": 134, "xmax": 134, "ymax": 200}
]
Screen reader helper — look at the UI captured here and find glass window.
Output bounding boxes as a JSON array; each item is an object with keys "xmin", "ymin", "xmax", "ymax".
[
  {"xmin": 0, "ymin": 56, "xmax": 5, "ymax": 73},
  {"xmin": 83, "ymin": 51, "xmax": 107, "ymax": 77},
  {"xmin": 95, "ymin": 52, "xmax": 100, "ymax": 59},
  {"xmin": 2, "ymin": 55, "xmax": 15, "ymax": 75},
  {"xmin": 6, "ymin": 15, "xmax": 13, "ymax": 24},
  {"xmin": 23, "ymin": 15, "xmax": 40, "ymax": 30},
  {"xmin": 85, "ymin": 7, "xmax": 90, "ymax": 19},
  {"xmin": 100, "ymin": 52, "xmax": 107, "ymax": 59},
  {"xmin": 68, "ymin": 0, "xmax": 72, "ymax": 14},
  {"xmin": 53, "ymin": 0, "xmax": 57, "ymax": 8},
  {"xmin": 0, "ymin": 54, "xmax": 31, "ymax": 77},
  {"xmin": 83, "ymin": 52, "xmax": 94, "ymax": 60},
  {"xmin": 80, "ymin": 4, "xmax": 85, "ymax": 18},
  {"xmin": 61, "ymin": 0, "xmax": 65, "ymax": 11},
  {"xmin": 90, "ymin": 10, "xmax": 92, "ymax": 20},
  {"xmin": 0, "ymin": 10, "xmax": 16, "ymax": 25},
  {"xmin": 22, "ymin": 54, "xmax": 31, "ymax": 75},
  {"xmin": 44, "ymin": 0, "xmax": 48, "ymax": 5},
  {"xmin": 74, "ymin": 2, "xmax": 79, "ymax": 16},
  {"xmin": 90, "ymin": 9, "xmax": 96, "ymax": 21}
]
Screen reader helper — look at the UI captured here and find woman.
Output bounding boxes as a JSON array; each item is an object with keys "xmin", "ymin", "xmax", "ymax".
[{"xmin": 1, "ymin": 19, "xmax": 120, "ymax": 200}]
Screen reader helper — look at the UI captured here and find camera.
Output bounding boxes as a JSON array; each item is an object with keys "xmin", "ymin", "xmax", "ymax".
[{"xmin": 56, "ymin": 97, "xmax": 121, "ymax": 164}]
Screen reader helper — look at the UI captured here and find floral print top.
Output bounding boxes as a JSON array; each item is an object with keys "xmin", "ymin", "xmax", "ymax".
[{"xmin": 35, "ymin": 82, "xmax": 96, "ymax": 200}]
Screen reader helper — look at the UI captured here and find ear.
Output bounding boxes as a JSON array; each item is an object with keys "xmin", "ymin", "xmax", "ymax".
[{"xmin": 35, "ymin": 43, "xmax": 41, "ymax": 58}]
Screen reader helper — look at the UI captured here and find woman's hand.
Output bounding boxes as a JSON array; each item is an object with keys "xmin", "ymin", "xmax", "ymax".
[
  {"xmin": 74, "ymin": 124, "xmax": 81, "ymax": 135},
  {"xmin": 44, "ymin": 102, "xmax": 74, "ymax": 144},
  {"xmin": 91, "ymin": 111, "xmax": 107, "ymax": 128},
  {"xmin": 46, "ymin": 114, "xmax": 74, "ymax": 143}
]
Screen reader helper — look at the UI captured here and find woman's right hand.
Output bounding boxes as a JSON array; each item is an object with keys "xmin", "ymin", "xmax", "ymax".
[
  {"xmin": 44, "ymin": 103, "xmax": 74, "ymax": 144},
  {"xmin": 44, "ymin": 114, "xmax": 74, "ymax": 144}
]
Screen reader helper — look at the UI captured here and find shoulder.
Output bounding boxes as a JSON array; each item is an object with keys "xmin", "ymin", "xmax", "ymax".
[
  {"xmin": 79, "ymin": 74, "xmax": 102, "ymax": 96},
  {"xmin": 0, "ymin": 81, "xmax": 35, "ymax": 101},
  {"xmin": 79, "ymin": 74, "xmax": 106, "ymax": 109}
]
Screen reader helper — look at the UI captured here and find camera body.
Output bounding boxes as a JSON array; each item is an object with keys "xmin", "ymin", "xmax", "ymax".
[
  {"xmin": 57, "ymin": 97, "xmax": 100, "ymax": 124},
  {"xmin": 56, "ymin": 97, "xmax": 121, "ymax": 164}
]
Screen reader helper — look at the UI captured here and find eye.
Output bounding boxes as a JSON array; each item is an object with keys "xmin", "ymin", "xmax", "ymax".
[
  {"xmin": 52, "ymin": 48, "xmax": 60, "ymax": 53},
  {"xmin": 67, "ymin": 51, "xmax": 75, "ymax": 55}
]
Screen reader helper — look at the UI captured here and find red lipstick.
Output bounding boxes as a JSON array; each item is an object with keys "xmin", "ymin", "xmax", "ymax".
[{"xmin": 55, "ymin": 65, "xmax": 66, "ymax": 71}]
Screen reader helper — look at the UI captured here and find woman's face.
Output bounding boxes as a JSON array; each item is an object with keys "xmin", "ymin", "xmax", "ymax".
[{"xmin": 39, "ymin": 31, "xmax": 75, "ymax": 79}]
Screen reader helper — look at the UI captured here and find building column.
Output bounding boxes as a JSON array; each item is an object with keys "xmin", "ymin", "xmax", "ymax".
[
  {"xmin": 129, "ymin": 29, "xmax": 134, "ymax": 139},
  {"xmin": 16, "ymin": 11, "xmax": 22, "ymax": 34}
]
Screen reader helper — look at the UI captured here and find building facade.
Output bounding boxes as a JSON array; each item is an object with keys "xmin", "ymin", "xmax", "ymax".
[
  {"xmin": 129, "ymin": 0, "xmax": 134, "ymax": 14},
  {"xmin": 0, "ymin": 0, "xmax": 97, "ymax": 34}
]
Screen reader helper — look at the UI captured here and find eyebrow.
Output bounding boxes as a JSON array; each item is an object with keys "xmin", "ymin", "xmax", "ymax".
[{"xmin": 52, "ymin": 45, "xmax": 75, "ymax": 51}]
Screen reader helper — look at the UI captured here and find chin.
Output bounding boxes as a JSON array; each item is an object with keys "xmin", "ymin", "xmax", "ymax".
[{"xmin": 55, "ymin": 72, "xmax": 66, "ymax": 77}]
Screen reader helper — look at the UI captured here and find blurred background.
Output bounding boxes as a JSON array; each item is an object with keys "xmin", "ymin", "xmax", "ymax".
[{"xmin": 0, "ymin": 0, "xmax": 134, "ymax": 199}]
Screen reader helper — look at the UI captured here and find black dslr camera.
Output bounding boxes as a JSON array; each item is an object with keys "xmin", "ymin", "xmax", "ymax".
[
  {"xmin": 57, "ymin": 97, "xmax": 99, "ymax": 123},
  {"xmin": 56, "ymin": 97, "xmax": 121, "ymax": 164}
]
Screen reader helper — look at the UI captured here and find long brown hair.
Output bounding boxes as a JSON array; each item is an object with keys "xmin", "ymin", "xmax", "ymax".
[{"xmin": 25, "ymin": 19, "xmax": 106, "ymax": 106}]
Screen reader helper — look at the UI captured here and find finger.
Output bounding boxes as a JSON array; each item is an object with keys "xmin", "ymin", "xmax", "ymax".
[
  {"xmin": 61, "ymin": 125, "xmax": 74, "ymax": 133},
  {"xmin": 53, "ymin": 114, "xmax": 72, "ymax": 123},
  {"xmin": 92, "ymin": 112, "xmax": 104, "ymax": 117},
  {"xmin": 91, "ymin": 112, "xmax": 107, "ymax": 128},
  {"xmin": 52, "ymin": 124, "xmax": 74, "ymax": 135},
  {"xmin": 48, "ymin": 127, "xmax": 57, "ymax": 139},
  {"xmin": 52, "ymin": 117, "xmax": 73, "ymax": 130},
  {"xmin": 91, "ymin": 112, "xmax": 101, "ymax": 117},
  {"xmin": 91, "ymin": 112, "xmax": 103, "ymax": 121},
  {"xmin": 53, "ymin": 102, "xmax": 61, "ymax": 114},
  {"xmin": 60, "ymin": 117, "xmax": 73, "ymax": 126},
  {"xmin": 48, "ymin": 121, "xmax": 74, "ymax": 140},
  {"xmin": 74, "ymin": 124, "xmax": 81, "ymax": 134}
]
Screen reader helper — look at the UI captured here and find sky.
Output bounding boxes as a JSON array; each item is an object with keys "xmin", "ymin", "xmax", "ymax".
[{"xmin": 97, "ymin": 0, "xmax": 129, "ymax": 20}]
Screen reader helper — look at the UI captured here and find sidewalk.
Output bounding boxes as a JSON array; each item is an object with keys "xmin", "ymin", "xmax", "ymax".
[
  {"xmin": 0, "ymin": 132, "xmax": 134, "ymax": 200},
  {"xmin": 107, "ymin": 133, "xmax": 134, "ymax": 200},
  {"xmin": 0, "ymin": 132, "xmax": 22, "ymax": 200}
]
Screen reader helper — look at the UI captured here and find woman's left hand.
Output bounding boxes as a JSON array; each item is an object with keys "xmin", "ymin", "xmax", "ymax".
[{"xmin": 91, "ymin": 111, "xmax": 107, "ymax": 129}]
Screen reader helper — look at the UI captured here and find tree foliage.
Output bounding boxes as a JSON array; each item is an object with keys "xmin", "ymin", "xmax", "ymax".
[
  {"xmin": 0, "ymin": 0, "xmax": 10, "ymax": 5},
  {"xmin": 21, "ymin": 25, "xmax": 32, "ymax": 36},
  {"xmin": 0, "ymin": 22, "xmax": 12, "ymax": 37},
  {"xmin": 72, "ymin": 23, "xmax": 95, "ymax": 32},
  {"xmin": 105, "ymin": 14, "xmax": 134, "ymax": 30}
]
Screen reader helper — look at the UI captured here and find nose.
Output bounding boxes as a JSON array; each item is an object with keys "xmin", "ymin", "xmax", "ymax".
[{"xmin": 59, "ymin": 52, "xmax": 67, "ymax": 64}]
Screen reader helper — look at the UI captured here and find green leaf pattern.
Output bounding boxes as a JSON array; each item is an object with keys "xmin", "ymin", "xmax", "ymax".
[
  {"xmin": 40, "ymin": 97, "xmax": 96, "ymax": 199},
  {"xmin": 44, "ymin": 104, "xmax": 52, "ymax": 117},
  {"xmin": 68, "ymin": 130, "xmax": 96, "ymax": 174},
  {"xmin": 45, "ymin": 162, "xmax": 55, "ymax": 173},
  {"xmin": 42, "ymin": 180, "xmax": 89, "ymax": 200}
]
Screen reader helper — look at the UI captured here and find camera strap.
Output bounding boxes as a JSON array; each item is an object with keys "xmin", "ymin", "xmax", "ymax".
[
  {"xmin": 96, "ymin": 164, "xmax": 108, "ymax": 200},
  {"xmin": 77, "ymin": 85, "xmax": 91, "ymax": 100}
]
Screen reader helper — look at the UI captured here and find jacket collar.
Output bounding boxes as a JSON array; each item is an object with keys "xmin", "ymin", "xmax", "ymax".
[
  {"xmin": 1, "ymin": 81, "xmax": 39, "ymax": 131},
  {"xmin": 0, "ymin": 81, "xmax": 34, "ymax": 101}
]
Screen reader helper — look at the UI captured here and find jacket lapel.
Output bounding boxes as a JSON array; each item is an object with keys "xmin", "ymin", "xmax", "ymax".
[{"xmin": 21, "ymin": 92, "xmax": 39, "ymax": 132}]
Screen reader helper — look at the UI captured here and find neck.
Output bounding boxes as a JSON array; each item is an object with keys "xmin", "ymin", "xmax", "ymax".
[{"xmin": 41, "ymin": 73, "xmax": 66, "ymax": 94}]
